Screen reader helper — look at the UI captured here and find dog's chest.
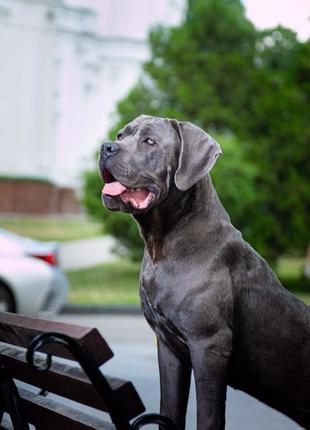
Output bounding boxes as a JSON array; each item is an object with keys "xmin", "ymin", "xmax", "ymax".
[
  {"xmin": 140, "ymin": 256, "xmax": 180, "ymax": 311},
  {"xmin": 140, "ymin": 257, "xmax": 189, "ymax": 349}
]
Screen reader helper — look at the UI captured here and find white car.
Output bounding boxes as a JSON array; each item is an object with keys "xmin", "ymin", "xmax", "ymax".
[{"xmin": 0, "ymin": 229, "xmax": 68, "ymax": 315}]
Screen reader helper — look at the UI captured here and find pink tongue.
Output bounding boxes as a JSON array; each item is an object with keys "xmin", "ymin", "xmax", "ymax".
[
  {"xmin": 102, "ymin": 182, "xmax": 152, "ymax": 208},
  {"xmin": 102, "ymin": 181, "xmax": 127, "ymax": 196},
  {"xmin": 121, "ymin": 189, "xmax": 150, "ymax": 208}
]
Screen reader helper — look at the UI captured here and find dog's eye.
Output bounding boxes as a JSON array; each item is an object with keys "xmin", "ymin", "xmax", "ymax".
[
  {"xmin": 117, "ymin": 132, "xmax": 123, "ymax": 140},
  {"xmin": 143, "ymin": 137, "xmax": 156, "ymax": 145}
]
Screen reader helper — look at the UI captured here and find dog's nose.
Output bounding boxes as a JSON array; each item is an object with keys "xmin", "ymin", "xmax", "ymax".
[{"xmin": 101, "ymin": 141, "xmax": 120, "ymax": 159}]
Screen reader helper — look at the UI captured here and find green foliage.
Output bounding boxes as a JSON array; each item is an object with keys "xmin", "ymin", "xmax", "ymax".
[
  {"xmin": 211, "ymin": 134, "xmax": 258, "ymax": 240},
  {"xmin": 241, "ymin": 32, "xmax": 310, "ymax": 259},
  {"xmin": 84, "ymin": 0, "xmax": 310, "ymax": 262}
]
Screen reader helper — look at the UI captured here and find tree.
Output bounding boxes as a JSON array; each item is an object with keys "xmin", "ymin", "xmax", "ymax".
[
  {"xmin": 85, "ymin": 0, "xmax": 310, "ymax": 263},
  {"xmin": 111, "ymin": 0, "xmax": 257, "ymax": 134},
  {"xmin": 242, "ymin": 29, "xmax": 310, "ymax": 259}
]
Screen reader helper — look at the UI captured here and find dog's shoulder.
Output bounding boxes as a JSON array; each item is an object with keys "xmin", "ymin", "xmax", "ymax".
[{"xmin": 216, "ymin": 231, "xmax": 280, "ymax": 290}]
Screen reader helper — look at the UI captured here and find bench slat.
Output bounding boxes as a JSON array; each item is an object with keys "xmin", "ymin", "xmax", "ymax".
[
  {"xmin": 0, "ymin": 343, "xmax": 145, "ymax": 420},
  {"xmin": 0, "ymin": 313, "xmax": 112, "ymax": 366},
  {"xmin": 1, "ymin": 388, "xmax": 116, "ymax": 430}
]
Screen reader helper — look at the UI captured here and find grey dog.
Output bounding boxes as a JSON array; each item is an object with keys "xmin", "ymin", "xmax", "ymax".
[{"xmin": 99, "ymin": 115, "xmax": 310, "ymax": 430}]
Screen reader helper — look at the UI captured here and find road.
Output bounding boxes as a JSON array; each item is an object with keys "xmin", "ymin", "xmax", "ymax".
[
  {"xmin": 59, "ymin": 236, "xmax": 117, "ymax": 270},
  {"xmin": 53, "ymin": 313, "xmax": 301, "ymax": 430}
]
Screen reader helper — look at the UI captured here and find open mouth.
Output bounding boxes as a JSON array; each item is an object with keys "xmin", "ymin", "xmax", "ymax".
[{"xmin": 102, "ymin": 168, "xmax": 155, "ymax": 210}]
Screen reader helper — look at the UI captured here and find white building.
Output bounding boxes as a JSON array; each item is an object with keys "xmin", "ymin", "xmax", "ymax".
[{"xmin": 0, "ymin": 0, "xmax": 183, "ymax": 194}]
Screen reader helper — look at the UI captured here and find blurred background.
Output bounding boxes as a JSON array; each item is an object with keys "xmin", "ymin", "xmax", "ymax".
[{"xmin": 0, "ymin": 0, "xmax": 309, "ymax": 314}]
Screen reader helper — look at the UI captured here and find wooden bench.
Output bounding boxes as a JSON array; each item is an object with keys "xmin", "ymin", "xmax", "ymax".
[{"xmin": 0, "ymin": 312, "xmax": 177, "ymax": 430}]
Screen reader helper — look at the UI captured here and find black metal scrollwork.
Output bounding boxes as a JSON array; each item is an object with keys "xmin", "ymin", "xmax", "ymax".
[
  {"xmin": 26, "ymin": 332, "xmax": 70, "ymax": 371},
  {"xmin": 132, "ymin": 413, "xmax": 178, "ymax": 429},
  {"xmin": 26, "ymin": 331, "xmax": 178, "ymax": 430}
]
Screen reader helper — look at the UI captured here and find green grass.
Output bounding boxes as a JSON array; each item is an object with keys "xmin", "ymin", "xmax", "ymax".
[
  {"xmin": 67, "ymin": 260, "xmax": 141, "ymax": 306},
  {"xmin": 275, "ymin": 256, "xmax": 304, "ymax": 280},
  {"xmin": 275, "ymin": 256, "xmax": 310, "ymax": 303},
  {"xmin": 0, "ymin": 216, "xmax": 102, "ymax": 242},
  {"xmin": 66, "ymin": 256, "xmax": 308, "ymax": 307}
]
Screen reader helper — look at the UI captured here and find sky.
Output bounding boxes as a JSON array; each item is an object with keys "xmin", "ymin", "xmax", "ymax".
[
  {"xmin": 68, "ymin": 0, "xmax": 310, "ymax": 41},
  {"xmin": 244, "ymin": 0, "xmax": 310, "ymax": 41}
]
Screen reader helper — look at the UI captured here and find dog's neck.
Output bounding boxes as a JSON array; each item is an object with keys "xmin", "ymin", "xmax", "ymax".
[{"xmin": 134, "ymin": 175, "xmax": 230, "ymax": 261}]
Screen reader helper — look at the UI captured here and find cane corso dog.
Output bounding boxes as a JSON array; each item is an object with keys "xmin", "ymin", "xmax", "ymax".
[{"xmin": 99, "ymin": 115, "xmax": 310, "ymax": 430}]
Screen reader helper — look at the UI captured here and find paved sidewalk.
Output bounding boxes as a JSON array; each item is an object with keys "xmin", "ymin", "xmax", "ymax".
[
  {"xmin": 59, "ymin": 236, "xmax": 117, "ymax": 270},
  {"xmin": 52, "ymin": 313, "xmax": 302, "ymax": 430}
]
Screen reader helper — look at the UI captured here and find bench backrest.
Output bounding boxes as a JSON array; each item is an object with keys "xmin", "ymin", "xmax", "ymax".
[{"xmin": 0, "ymin": 312, "xmax": 145, "ymax": 430}]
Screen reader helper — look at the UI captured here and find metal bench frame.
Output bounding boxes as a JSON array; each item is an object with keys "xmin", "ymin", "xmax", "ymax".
[{"xmin": 0, "ymin": 316, "xmax": 178, "ymax": 430}]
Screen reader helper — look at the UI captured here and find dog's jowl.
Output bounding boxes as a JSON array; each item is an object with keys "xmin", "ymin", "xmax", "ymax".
[{"xmin": 99, "ymin": 115, "xmax": 310, "ymax": 430}]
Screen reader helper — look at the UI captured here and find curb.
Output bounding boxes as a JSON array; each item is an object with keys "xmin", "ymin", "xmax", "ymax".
[{"xmin": 61, "ymin": 304, "xmax": 142, "ymax": 315}]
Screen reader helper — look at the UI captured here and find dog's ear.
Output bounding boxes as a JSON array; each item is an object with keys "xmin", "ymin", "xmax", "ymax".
[{"xmin": 172, "ymin": 120, "xmax": 222, "ymax": 191}]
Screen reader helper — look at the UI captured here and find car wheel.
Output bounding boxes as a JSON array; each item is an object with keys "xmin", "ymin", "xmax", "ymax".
[{"xmin": 0, "ymin": 282, "xmax": 15, "ymax": 313}]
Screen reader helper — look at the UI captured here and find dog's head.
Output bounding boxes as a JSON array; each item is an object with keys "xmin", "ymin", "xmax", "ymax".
[{"xmin": 99, "ymin": 115, "xmax": 222, "ymax": 214}]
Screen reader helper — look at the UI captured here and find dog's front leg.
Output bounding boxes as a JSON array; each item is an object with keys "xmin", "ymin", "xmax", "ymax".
[
  {"xmin": 190, "ymin": 338, "xmax": 231, "ymax": 430},
  {"xmin": 157, "ymin": 339, "xmax": 191, "ymax": 430}
]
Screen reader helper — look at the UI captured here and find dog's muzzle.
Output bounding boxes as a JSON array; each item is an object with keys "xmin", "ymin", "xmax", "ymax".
[{"xmin": 101, "ymin": 141, "xmax": 120, "ymax": 161}]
